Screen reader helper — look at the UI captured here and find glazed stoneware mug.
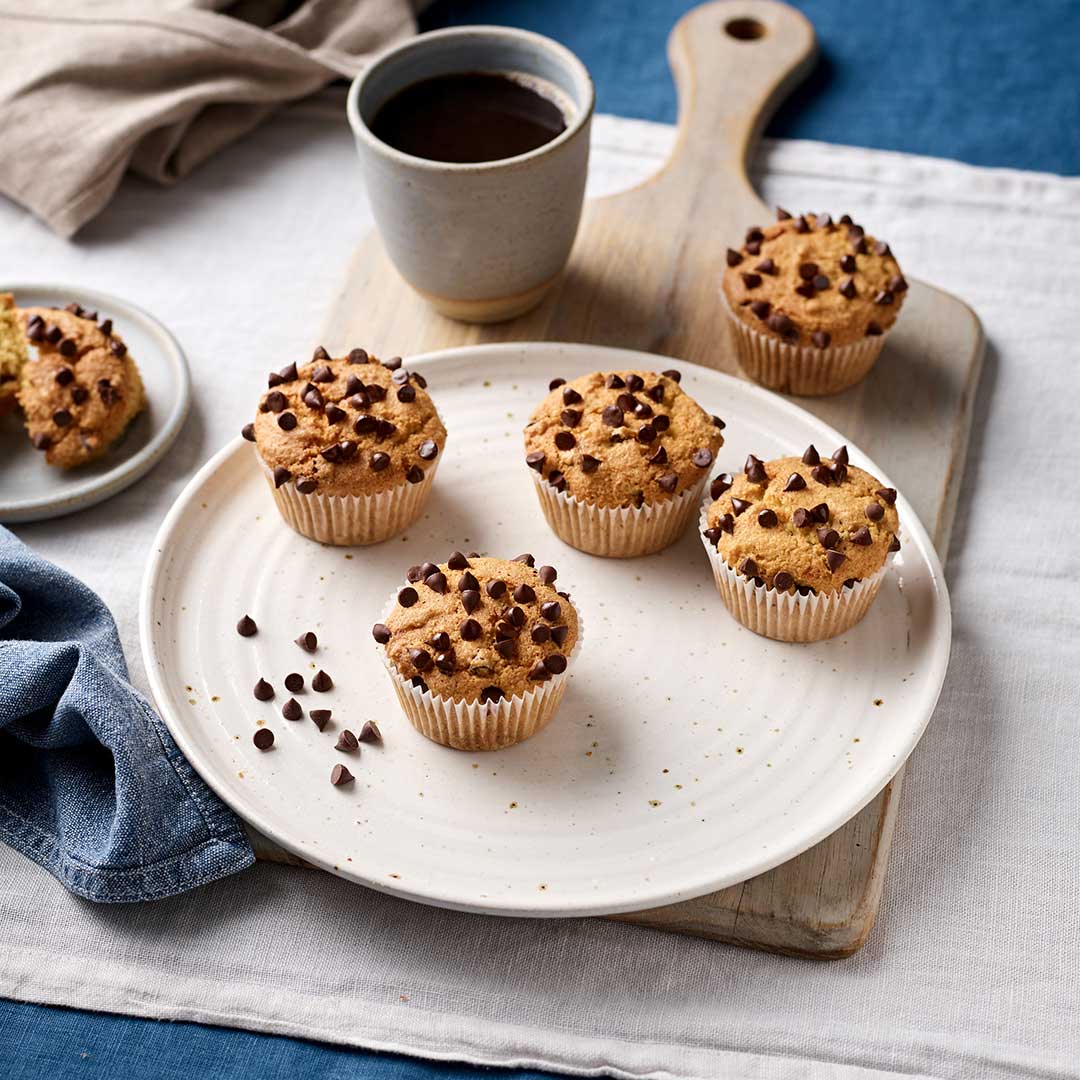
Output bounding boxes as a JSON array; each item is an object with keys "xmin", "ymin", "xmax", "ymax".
[{"xmin": 346, "ymin": 26, "xmax": 594, "ymax": 323}]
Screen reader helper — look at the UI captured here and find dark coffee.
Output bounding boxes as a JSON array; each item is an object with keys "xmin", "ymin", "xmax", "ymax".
[{"xmin": 371, "ymin": 72, "xmax": 568, "ymax": 164}]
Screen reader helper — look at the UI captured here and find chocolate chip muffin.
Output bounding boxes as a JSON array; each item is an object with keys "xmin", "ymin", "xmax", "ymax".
[
  {"xmin": 721, "ymin": 210, "xmax": 908, "ymax": 396},
  {"xmin": 17, "ymin": 302, "xmax": 145, "ymax": 468},
  {"xmin": 246, "ymin": 346, "xmax": 446, "ymax": 545},
  {"xmin": 700, "ymin": 444, "xmax": 901, "ymax": 641},
  {"xmin": 523, "ymin": 369, "xmax": 724, "ymax": 557},
  {"xmin": 0, "ymin": 294, "xmax": 27, "ymax": 417},
  {"xmin": 374, "ymin": 553, "xmax": 581, "ymax": 750}
]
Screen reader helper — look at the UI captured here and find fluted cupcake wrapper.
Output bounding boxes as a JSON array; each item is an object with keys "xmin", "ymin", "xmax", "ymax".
[
  {"xmin": 529, "ymin": 468, "xmax": 707, "ymax": 558},
  {"xmin": 720, "ymin": 290, "xmax": 889, "ymax": 397},
  {"xmin": 261, "ymin": 459, "xmax": 440, "ymax": 546},
  {"xmin": 698, "ymin": 502, "xmax": 889, "ymax": 642},
  {"xmin": 377, "ymin": 589, "xmax": 584, "ymax": 751}
]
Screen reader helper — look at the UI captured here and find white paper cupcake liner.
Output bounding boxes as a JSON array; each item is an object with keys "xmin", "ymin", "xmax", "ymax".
[
  {"xmin": 720, "ymin": 290, "xmax": 888, "ymax": 397},
  {"xmin": 261, "ymin": 458, "xmax": 439, "ymax": 546},
  {"xmin": 529, "ymin": 469, "xmax": 707, "ymax": 558},
  {"xmin": 378, "ymin": 588, "xmax": 584, "ymax": 751},
  {"xmin": 698, "ymin": 503, "xmax": 889, "ymax": 642}
]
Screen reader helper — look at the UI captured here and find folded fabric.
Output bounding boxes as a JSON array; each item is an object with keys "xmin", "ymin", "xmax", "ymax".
[
  {"xmin": 0, "ymin": 0, "xmax": 417, "ymax": 236},
  {"xmin": 0, "ymin": 526, "xmax": 254, "ymax": 902}
]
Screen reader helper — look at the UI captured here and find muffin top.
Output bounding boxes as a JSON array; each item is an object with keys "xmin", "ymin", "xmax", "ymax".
[
  {"xmin": 248, "ymin": 347, "xmax": 446, "ymax": 498},
  {"xmin": 0, "ymin": 294, "xmax": 27, "ymax": 401},
  {"xmin": 721, "ymin": 211, "xmax": 907, "ymax": 348},
  {"xmin": 375, "ymin": 554, "xmax": 579, "ymax": 704},
  {"xmin": 18, "ymin": 302, "xmax": 144, "ymax": 468},
  {"xmin": 703, "ymin": 445, "xmax": 901, "ymax": 595},
  {"xmin": 523, "ymin": 369, "xmax": 724, "ymax": 510}
]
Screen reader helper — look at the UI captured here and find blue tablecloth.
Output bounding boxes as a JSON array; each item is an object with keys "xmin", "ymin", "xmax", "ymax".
[{"xmin": 7, "ymin": 1, "xmax": 1078, "ymax": 1078}]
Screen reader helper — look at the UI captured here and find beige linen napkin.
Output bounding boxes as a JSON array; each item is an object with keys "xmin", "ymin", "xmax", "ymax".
[{"xmin": 0, "ymin": 0, "xmax": 418, "ymax": 236}]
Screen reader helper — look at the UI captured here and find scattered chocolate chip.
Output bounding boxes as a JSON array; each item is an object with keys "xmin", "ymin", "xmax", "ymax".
[
  {"xmin": 406, "ymin": 465, "xmax": 425, "ymax": 484},
  {"xmin": 874, "ymin": 290, "xmax": 894, "ymax": 306},
  {"xmin": 44, "ymin": 324, "xmax": 62, "ymax": 345},
  {"xmin": 530, "ymin": 624, "xmax": 551, "ymax": 644},
  {"xmin": 539, "ymin": 600, "xmax": 561, "ymax": 623},
  {"xmin": 272, "ymin": 466, "xmax": 291, "ymax": 488},
  {"xmin": 741, "ymin": 272, "xmax": 762, "ymax": 289},
  {"xmin": 359, "ymin": 721, "xmax": 381, "ymax": 743},
  {"xmin": 811, "ymin": 464, "xmax": 833, "ymax": 485},
  {"xmin": 889, "ymin": 275, "xmax": 908, "ymax": 294},
  {"xmin": 602, "ymin": 405, "xmax": 623, "ymax": 427},
  {"xmin": 658, "ymin": 472, "xmax": 678, "ymax": 493},
  {"xmin": 580, "ymin": 454, "xmax": 601, "ymax": 474},
  {"xmin": 812, "ymin": 502, "xmax": 830, "ymax": 523},
  {"xmin": 306, "ymin": 709, "xmax": 329, "ymax": 731},
  {"xmin": 647, "ymin": 383, "xmax": 665, "ymax": 404},
  {"xmin": 653, "ymin": 414, "xmax": 671, "ymax": 433},
  {"xmin": 812, "ymin": 275, "xmax": 830, "ymax": 291},
  {"xmin": 283, "ymin": 672, "xmax": 304, "ymax": 694},
  {"xmin": 783, "ymin": 472, "xmax": 806, "ymax": 493},
  {"xmin": 310, "ymin": 345, "xmax": 330, "ymax": 361},
  {"xmin": 397, "ymin": 586, "xmax": 419, "ymax": 609},
  {"xmin": 320, "ymin": 444, "xmax": 343, "ymax": 464},
  {"xmin": 424, "ymin": 571, "xmax": 448, "ymax": 594},
  {"xmin": 330, "ymin": 764, "xmax": 354, "ymax": 786},
  {"xmin": 236, "ymin": 615, "xmax": 257, "ymax": 637},
  {"xmin": 513, "ymin": 583, "xmax": 536, "ymax": 604},
  {"xmin": 812, "ymin": 330, "xmax": 831, "ymax": 349},
  {"xmin": 562, "ymin": 386, "xmax": 583, "ymax": 406},
  {"xmin": 479, "ymin": 686, "xmax": 504, "ymax": 703},
  {"xmin": 407, "ymin": 649, "xmax": 432, "ymax": 675},
  {"xmin": 296, "ymin": 478, "xmax": 317, "ymax": 494},
  {"xmin": 767, "ymin": 312, "xmax": 797, "ymax": 338},
  {"xmin": 347, "ymin": 348, "xmax": 369, "ymax": 365},
  {"xmin": 526, "ymin": 451, "xmax": 546, "ymax": 472},
  {"xmin": 661, "ymin": 369, "xmax": 681, "ymax": 383},
  {"xmin": 74, "ymin": 387, "xmax": 91, "ymax": 405},
  {"xmin": 538, "ymin": 565, "xmax": 557, "ymax": 585},
  {"xmin": 876, "ymin": 487, "xmax": 897, "ymax": 505},
  {"xmin": 605, "ymin": 374, "xmax": 626, "ymax": 389},
  {"xmin": 253, "ymin": 728, "xmax": 274, "ymax": 750},
  {"xmin": 795, "ymin": 216, "xmax": 810, "ymax": 234},
  {"xmin": 548, "ymin": 378, "xmax": 566, "ymax": 391},
  {"xmin": 750, "ymin": 299, "xmax": 771, "ymax": 320},
  {"xmin": 54, "ymin": 367, "xmax": 74, "ymax": 386},
  {"xmin": 442, "ymin": 552, "xmax": 467, "ymax": 573},
  {"xmin": 874, "ymin": 240, "xmax": 891, "ymax": 256},
  {"xmin": 744, "ymin": 454, "xmax": 767, "ymax": 483},
  {"xmin": 460, "ymin": 589, "xmax": 481, "ymax": 614},
  {"xmin": 493, "ymin": 638, "xmax": 515, "ymax": 660},
  {"xmin": 818, "ymin": 527, "xmax": 840, "ymax": 549},
  {"xmin": 731, "ymin": 497, "xmax": 752, "ymax": 516},
  {"xmin": 799, "ymin": 262, "xmax": 819, "ymax": 281},
  {"xmin": 802, "ymin": 445, "xmax": 820, "ymax": 466},
  {"xmin": 264, "ymin": 390, "xmax": 287, "ymax": 413},
  {"xmin": 865, "ymin": 502, "xmax": 885, "ymax": 522},
  {"xmin": 282, "ymin": 698, "xmax": 303, "ymax": 721},
  {"xmin": 369, "ymin": 452, "xmax": 390, "ymax": 472},
  {"xmin": 648, "ymin": 445, "xmax": 668, "ymax": 466},
  {"xmin": 58, "ymin": 338, "xmax": 76, "ymax": 357},
  {"xmin": 550, "ymin": 625, "xmax": 569, "ymax": 647},
  {"xmin": 277, "ymin": 411, "xmax": 297, "ymax": 431},
  {"xmin": 839, "ymin": 277, "xmax": 857, "ymax": 299},
  {"xmin": 52, "ymin": 409, "xmax": 72, "ymax": 427},
  {"xmin": 773, "ymin": 571, "xmax": 794, "ymax": 591},
  {"xmin": 555, "ymin": 430, "xmax": 576, "ymax": 451},
  {"xmin": 718, "ymin": 512, "xmax": 735, "ymax": 534},
  {"xmin": 486, "ymin": 579, "xmax": 507, "ymax": 599},
  {"xmin": 710, "ymin": 474, "xmax": 733, "ymax": 499},
  {"xmin": 527, "ymin": 661, "xmax": 550, "ymax": 682},
  {"xmin": 455, "ymin": 570, "xmax": 478, "ymax": 593},
  {"xmin": 725, "ymin": 248, "xmax": 743, "ymax": 268},
  {"xmin": 335, "ymin": 729, "xmax": 359, "ymax": 753},
  {"xmin": 312, "ymin": 670, "xmax": 333, "ymax": 692},
  {"xmin": 560, "ymin": 409, "xmax": 582, "ymax": 429},
  {"xmin": 544, "ymin": 654, "xmax": 568, "ymax": 675},
  {"xmin": 692, "ymin": 448, "xmax": 713, "ymax": 469},
  {"xmin": 242, "ymin": 422, "xmax": 257, "ymax": 442},
  {"xmin": 633, "ymin": 402, "xmax": 654, "ymax": 420},
  {"xmin": 397, "ymin": 384, "xmax": 416, "ymax": 403},
  {"xmin": 825, "ymin": 550, "xmax": 847, "ymax": 571},
  {"xmin": 513, "ymin": 553, "xmax": 535, "ymax": 566},
  {"xmin": 636, "ymin": 424, "xmax": 657, "ymax": 444},
  {"xmin": 507, "ymin": 606, "xmax": 526, "ymax": 628},
  {"xmin": 369, "ymin": 623, "xmax": 391, "ymax": 645},
  {"xmin": 758, "ymin": 508, "xmax": 778, "ymax": 528},
  {"xmin": 703, "ymin": 526, "xmax": 723, "ymax": 544},
  {"xmin": 745, "ymin": 240, "xmax": 761, "ymax": 255},
  {"xmin": 253, "ymin": 678, "xmax": 274, "ymax": 701},
  {"xmin": 850, "ymin": 526, "xmax": 872, "ymax": 546},
  {"xmin": 793, "ymin": 508, "xmax": 813, "ymax": 528},
  {"xmin": 755, "ymin": 258, "xmax": 777, "ymax": 275},
  {"xmin": 776, "ymin": 207, "xmax": 792, "ymax": 220},
  {"xmin": 839, "ymin": 254, "xmax": 857, "ymax": 274},
  {"xmin": 426, "ymin": 631, "xmax": 450, "ymax": 653},
  {"xmin": 739, "ymin": 557, "xmax": 758, "ymax": 577},
  {"xmin": 414, "ymin": 440, "xmax": 438, "ymax": 461},
  {"xmin": 889, "ymin": 535, "xmax": 902, "ymax": 552},
  {"xmin": 32, "ymin": 433, "xmax": 50, "ymax": 450},
  {"xmin": 460, "ymin": 618, "xmax": 481, "ymax": 641},
  {"xmin": 795, "ymin": 282, "xmax": 817, "ymax": 300}
]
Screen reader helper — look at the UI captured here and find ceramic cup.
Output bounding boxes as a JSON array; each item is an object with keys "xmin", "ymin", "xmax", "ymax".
[{"xmin": 346, "ymin": 26, "xmax": 594, "ymax": 324}]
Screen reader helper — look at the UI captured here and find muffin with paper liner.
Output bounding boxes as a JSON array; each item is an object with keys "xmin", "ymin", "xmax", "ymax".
[
  {"xmin": 721, "ymin": 210, "xmax": 908, "ymax": 396},
  {"xmin": 373, "ymin": 553, "xmax": 581, "ymax": 751},
  {"xmin": 700, "ymin": 444, "xmax": 901, "ymax": 642},
  {"xmin": 246, "ymin": 345, "xmax": 445, "ymax": 545},
  {"xmin": 523, "ymin": 368, "xmax": 724, "ymax": 557}
]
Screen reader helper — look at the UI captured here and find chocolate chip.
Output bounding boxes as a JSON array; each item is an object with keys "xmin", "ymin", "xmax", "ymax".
[
  {"xmin": 253, "ymin": 678, "xmax": 274, "ymax": 701},
  {"xmin": 767, "ymin": 312, "xmax": 797, "ymax": 338},
  {"xmin": 647, "ymin": 383, "xmax": 665, "ymax": 404},
  {"xmin": 397, "ymin": 587, "xmax": 419, "ymax": 609},
  {"xmin": 710, "ymin": 474, "xmax": 733, "ymax": 499},
  {"xmin": 889, "ymin": 535, "xmax": 901, "ymax": 552},
  {"xmin": 717, "ymin": 512, "xmax": 735, "ymax": 534},
  {"xmin": 544, "ymin": 654, "xmax": 567, "ymax": 674},
  {"xmin": 530, "ymin": 624, "xmax": 551, "ymax": 644},
  {"xmin": 372, "ymin": 623, "xmax": 391, "ymax": 644},
  {"xmin": 424, "ymin": 571, "xmax": 447, "ymax": 594},
  {"xmin": 731, "ymin": 497, "xmax": 752, "ymax": 516},
  {"xmin": 53, "ymin": 367, "xmax": 74, "ymax": 386},
  {"xmin": 784, "ymin": 472, "xmax": 806, "ymax": 492},
  {"xmin": 874, "ymin": 290, "xmax": 894, "ymax": 306},
  {"xmin": 839, "ymin": 254, "xmax": 857, "ymax": 273},
  {"xmin": 750, "ymin": 300, "xmax": 771, "ymax": 319},
  {"xmin": 513, "ymin": 553, "xmax": 535, "ymax": 566},
  {"xmin": 406, "ymin": 465, "xmax": 425, "ymax": 484},
  {"xmin": 825, "ymin": 550, "xmax": 847, "ymax": 571},
  {"xmin": 818, "ymin": 527, "xmax": 840, "ymax": 549},
  {"xmin": 293, "ymin": 631, "xmax": 316, "ymax": 653},
  {"xmin": 745, "ymin": 226, "xmax": 764, "ymax": 244},
  {"xmin": 648, "ymin": 445, "xmax": 668, "ymax": 466},
  {"xmin": 581, "ymin": 454, "xmax": 601, "ymax": 473},
  {"xmin": 615, "ymin": 392, "xmax": 636, "ymax": 412},
  {"xmin": 272, "ymin": 466, "xmax": 291, "ymax": 488},
  {"xmin": 371, "ymin": 452, "xmax": 390, "ymax": 472},
  {"xmin": 605, "ymin": 374, "xmax": 626, "ymax": 389},
  {"xmin": 44, "ymin": 324, "xmax": 62, "ymax": 345},
  {"xmin": 236, "ymin": 615, "xmax": 257, "ymax": 637},
  {"xmin": 773, "ymin": 571, "xmax": 794, "ymax": 591},
  {"xmin": 602, "ymin": 405, "xmax": 623, "ymax": 427},
  {"xmin": 876, "ymin": 487, "xmax": 897, "ymax": 505},
  {"xmin": 758, "ymin": 508, "xmax": 778, "ymax": 528},
  {"xmin": 58, "ymin": 338, "xmax": 76, "ymax": 357},
  {"xmin": 551, "ymin": 625, "xmax": 570, "ymax": 647},
  {"xmin": 692, "ymin": 448, "xmax": 713, "ymax": 469},
  {"xmin": 555, "ymin": 430, "xmax": 576, "ymax": 451},
  {"xmin": 812, "ymin": 330, "xmax": 831, "ymax": 349},
  {"xmin": 811, "ymin": 465, "xmax": 833, "ymax": 485},
  {"xmin": 397, "ymin": 384, "xmax": 416, "ymax": 403},
  {"xmin": 889, "ymin": 275, "xmax": 908, "ymax": 294},
  {"xmin": 359, "ymin": 721, "xmax": 382, "ymax": 743},
  {"xmin": 525, "ymin": 451, "xmax": 547, "ymax": 474},
  {"xmin": 850, "ymin": 526, "xmax": 872, "ymax": 546},
  {"xmin": 74, "ymin": 386, "xmax": 91, "ymax": 405},
  {"xmin": 741, "ymin": 272, "xmax": 762, "ymax": 290},
  {"xmin": 661, "ymin": 369, "xmax": 681, "ymax": 383},
  {"xmin": 559, "ymin": 409, "xmax": 582, "ymax": 429},
  {"xmin": 479, "ymin": 686, "xmax": 504, "ymax": 703},
  {"xmin": 528, "ymin": 661, "xmax": 550, "ymax": 682},
  {"xmin": 653, "ymin": 415, "xmax": 670, "ymax": 433},
  {"xmin": 726, "ymin": 248, "xmax": 743, "ymax": 267},
  {"xmin": 457, "ymin": 570, "xmax": 479, "ymax": 593},
  {"xmin": 407, "ymin": 649, "xmax": 433, "ymax": 675},
  {"xmin": 415, "ymin": 439, "xmax": 438, "ymax": 461},
  {"xmin": 812, "ymin": 502, "xmax": 830, "ymax": 522},
  {"xmin": 311, "ymin": 346, "xmax": 330, "ymax": 361},
  {"xmin": 658, "ymin": 472, "xmax": 678, "ymax": 493},
  {"xmin": 443, "ymin": 552, "xmax": 468, "ymax": 572},
  {"xmin": 507, "ymin": 606, "xmax": 526, "ymax": 628},
  {"xmin": 282, "ymin": 698, "xmax": 303, "ymax": 721},
  {"xmin": 253, "ymin": 728, "xmax": 274, "ymax": 750},
  {"xmin": 865, "ymin": 502, "xmax": 885, "ymax": 522},
  {"xmin": 336, "ymin": 729, "xmax": 359, "ymax": 752},
  {"xmin": 777, "ymin": 207, "xmax": 792, "ymax": 220},
  {"xmin": 460, "ymin": 589, "xmax": 480, "ymax": 614},
  {"xmin": 549, "ymin": 378, "xmax": 566, "ymax": 391},
  {"xmin": 460, "ymin": 618, "xmax": 481, "ymax": 641},
  {"xmin": 486, "ymin": 579, "xmax": 507, "ymax": 599},
  {"xmin": 540, "ymin": 600, "xmax": 561, "ymax": 623},
  {"xmin": 277, "ymin": 411, "xmax": 297, "ymax": 431},
  {"xmin": 802, "ymin": 445, "xmax": 820, "ymax": 466},
  {"xmin": 793, "ymin": 508, "xmax": 813, "ymax": 528},
  {"xmin": 31, "ymin": 433, "xmax": 50, "ymax": 451},
  {"xmin": 755, "ymin": 258, "xmax": 777, "ymax": 275},
  {"xmin": 312, "ymin": 670, "xmax": 333, "ymax": 691},
  {"xmin": 744, "ymin": 454, "xmax": 767, "ymax": 483},
  {"xmin": 494, "ymin": 639, "xmax": 515, "ymax": 660},
  {"xmin": 703, "ymin": 527, "xmax": 723, "ymax": 544},
  {"xmin": 739, "ymin": 557, "xmax": 758, "ymax": 577},
  {"xmin": 52, "ymin": 409, "xmax": 72, "ymax": 427},
  {"xmin": 320, "ymin": 404, "xmax": 344, "ymax": 425},
  {"xmin": 795, "ymin": 282, "xmax": 816, "ymax": 300},
  {"xmin": 812, "ymin": 275, "xmax": 830, "ymax": 291},
  {"xmin": 562, "ymin": 386, "xmax": 583, "ymax": 406},
  {"xmin": 636, "ymin": 424, "xmax": 657, "ymax": 444},
  {"xmin": 294, "ymin": 478, "xmax": 316, "ymax": 494},
  {"xmin": 428, "ymin": 631, "xmax": 451, "ymax": 653},
  {"xmin": 320, "ymin": 444, "xmax": 343, "ymax": 464},
  {"xmin": 538, "ymin": 565, "xmax": 557, "ymax": 585},
  {"xmin": 284, "ymin": 672, "xmax": 305, "ymax": 693},
  {"xmin": 633, "ymin": 402, "xmax": 654, "ymax": 420},
  {"xmin": 330, "ymin": 764, "xmax": 354, "ymax": 786},
  {"xmin": 839, "ymin": 277, "xmax": 857, "ymax": 299},
  {"xmin": 264, "ymin": 390, "xmax": 287, "ymax": 413},
  {"xmin": 798, "ymin": 262, "xmax": 818, "ymax": 281},
  {"xmin": 874, "ymin": 240, "xmax": 890, "ymax": 256},
  {"xmin": 513, "ymin": 583, "xmax": 536, "ymax": 604},
  {"xmin": 745, "ymin": 240, "xmax": 761, "ymax": 255},
  {"xmin": 346, "ymin": 347, "xmax": 368, "ymax": 365}
]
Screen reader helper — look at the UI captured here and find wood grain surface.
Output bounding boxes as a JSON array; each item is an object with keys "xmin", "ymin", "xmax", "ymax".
[{"xmin": 253, "ymin": 0, "xmax": 985, "ymax": 958}]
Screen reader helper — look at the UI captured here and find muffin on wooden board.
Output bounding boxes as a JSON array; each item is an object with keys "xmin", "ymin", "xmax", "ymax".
[
  {"xmin": 523, "ymin": 368, "xmax": 724, "ymax": 557},
  {"xmin": 0, "ymin": 294, "xmax": 27, "ymax": 417},
  {"xmin": 374, "ymin": 553, "xmax": 581, "ymax": 751},
  {"xmin": 721, "ymin": 211, "xmax": 908, "ymax": 396},
  {"xmin": 246, "ymin": 346, "xmax": 446, "ymax": 545},
  {"xmin": 18, "ymin": 302, "xmax": 144, "ymax": 467},
  {"xmin": 700, "ymin": 444, "xmax": 901, "ymax": 641}
]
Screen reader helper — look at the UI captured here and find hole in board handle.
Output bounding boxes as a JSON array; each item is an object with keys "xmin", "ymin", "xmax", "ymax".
[{"xmin": 725, "ymin": 17, "xmax": 766, "ymax": 40}]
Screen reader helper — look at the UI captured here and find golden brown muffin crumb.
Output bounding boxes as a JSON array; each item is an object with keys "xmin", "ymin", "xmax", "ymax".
[
  {"xmin": 722, "ymin": 211, "xmax": 907, "ymax": 348},
  {"xmin": 377, "ymin": 554, "xmax": 579, "ymax": 703},
  {"xmin": 703, "ymin": 445, "xmax": 900, "ymax": 595},
  {"xmin": 0, "ymin": 294, "xmax": 27, "ymax": 415},
  {"xmin": 523, "ymin": 369, "xmax": 724, "ymax": 509},
  {"xmin": 17, "ymin": 302, "xmax": 144, "ymax": 468},
  {"xmin": 249, "ymin": 348, "xmax": 445, "ymax": 497}
]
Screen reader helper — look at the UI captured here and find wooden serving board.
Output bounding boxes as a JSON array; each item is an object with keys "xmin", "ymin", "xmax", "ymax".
[{"xmin": 254, "ymin": 0, "xmax": 984, "ymax": 958}]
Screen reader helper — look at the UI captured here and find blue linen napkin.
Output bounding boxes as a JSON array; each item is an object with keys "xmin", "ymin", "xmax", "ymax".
[{"xmin": 0, "ymin": 526, "xmax": 253, "ymax": 902}]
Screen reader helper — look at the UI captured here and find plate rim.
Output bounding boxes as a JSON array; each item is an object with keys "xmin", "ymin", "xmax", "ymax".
[
  {"xmin": 0, "ymin": 282, "xmax": 191, "ymax": 524},
  {"xmin": 139, "ymin": 341, "xmax": 952, "ymax": 917}
]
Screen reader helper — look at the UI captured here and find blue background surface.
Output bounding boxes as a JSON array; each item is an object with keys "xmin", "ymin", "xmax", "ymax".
[{"xmin": 5, "ymin": 1, "xmax": 1079, "ymax": 1078}]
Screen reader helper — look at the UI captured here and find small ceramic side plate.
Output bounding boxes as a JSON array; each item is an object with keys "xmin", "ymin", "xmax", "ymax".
[{"xmin": 0, "ymin": 284, "xmax": 190, "ymax": 524}]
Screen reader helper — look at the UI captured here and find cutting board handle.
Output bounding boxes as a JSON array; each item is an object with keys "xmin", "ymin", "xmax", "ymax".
[{"xmin": 659, "ymin": 0, "xmax": 817, "ymax": 223}]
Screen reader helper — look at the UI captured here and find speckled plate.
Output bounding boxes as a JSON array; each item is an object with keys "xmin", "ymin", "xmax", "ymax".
[
  {"xmin": 140, "ymin": 343, "xmax": 950, "ymax": 918},
  {"xmin": 0, "ymin": 284, "xmax": 190, "ymax": 524}
]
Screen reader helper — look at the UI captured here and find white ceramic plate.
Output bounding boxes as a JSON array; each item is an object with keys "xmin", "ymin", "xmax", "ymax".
[
  {"xmin": 141, "ymin": 343, "xmax": 950, "ymax": 918},
  {"xmin": 0, "ymin": 284, "xmax": 190, "ymax": 524}
]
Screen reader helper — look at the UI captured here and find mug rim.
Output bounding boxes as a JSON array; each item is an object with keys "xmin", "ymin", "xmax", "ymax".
[{"xmin": 346, "ymin": 25, "xmax": 596, "ymax": 173}]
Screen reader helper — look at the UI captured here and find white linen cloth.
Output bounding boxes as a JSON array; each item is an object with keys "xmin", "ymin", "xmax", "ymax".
[{"xmin": 1, "ymin": 98, "xmax": 1078, "ymax": 1079}]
